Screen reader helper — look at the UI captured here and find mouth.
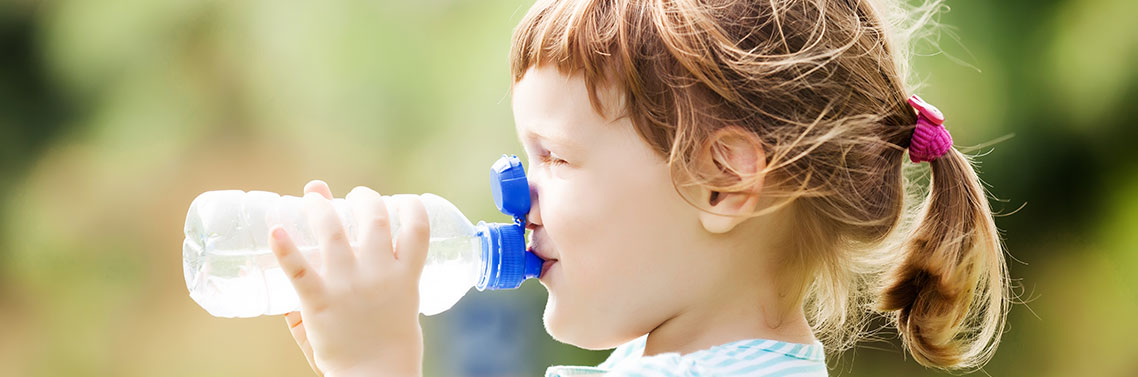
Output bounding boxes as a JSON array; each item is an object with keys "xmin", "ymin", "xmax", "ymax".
[
  {"xmin": 528, "ymin": 245, "xmax": 559, "ymax": 278},
  {"xmin": 539, "ymin": 258, "xmax": 558, "ymax": 278},
  {"xmin": 527, "ymin": 229, "xmax": 559, "ymax": 279}
]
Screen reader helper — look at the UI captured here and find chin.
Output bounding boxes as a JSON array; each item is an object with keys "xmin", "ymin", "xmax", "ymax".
[{"xmin": 542, "ymin": 295, "xmax": 635, "ymax": 350}]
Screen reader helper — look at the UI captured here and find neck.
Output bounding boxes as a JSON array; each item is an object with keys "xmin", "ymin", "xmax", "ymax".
[
  {"xmin": 642, "ymin": 216, "xmax": 817, "ymax": 356},
  {"xmin": 642, "ymin": 288, "xmax": 816, "ymax": 356}
]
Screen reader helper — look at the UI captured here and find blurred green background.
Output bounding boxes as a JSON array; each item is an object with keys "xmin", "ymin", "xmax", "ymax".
[{"xmin": 1, "ymin": 0, "xmax": 1136, "ymax": 376}]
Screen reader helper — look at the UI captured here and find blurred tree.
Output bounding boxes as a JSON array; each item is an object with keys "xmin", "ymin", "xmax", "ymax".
[
  {"xmin": 0, "ymin": 4, "xmax": 75, "ymax": 279},
  {"xmin": 0, "ymin": 0, "xmax": 1136, "ymax": 376}
]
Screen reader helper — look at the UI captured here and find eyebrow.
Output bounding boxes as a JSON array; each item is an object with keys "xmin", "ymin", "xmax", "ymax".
[{"xmin": 519, "ymin": 127, "xmax": 577, "ymax": 152}]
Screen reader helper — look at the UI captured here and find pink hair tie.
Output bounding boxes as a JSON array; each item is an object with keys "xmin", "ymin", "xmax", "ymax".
[{"xmin": 906, "ymin": 95, "xmax": 953, "ymax": 163}]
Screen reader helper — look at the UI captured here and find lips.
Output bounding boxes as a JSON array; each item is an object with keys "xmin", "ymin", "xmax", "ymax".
[
  {"xmin": 527, "ymin": 231, "xmax": 559, "ymax": 278},
  {"xmin": 527, "ymin": 245, "xmax": 557, "ymax": 262},
  {"xmin": 528, "ymin": 245, "xmax": 558, "ymax": 278},
  {"xmin": 526, "ymin": 230, "xmax": 558, "ymax": 260},
  {"xmin": 540, "ymin": 259, "xmax": 558, "ymax": 277}
]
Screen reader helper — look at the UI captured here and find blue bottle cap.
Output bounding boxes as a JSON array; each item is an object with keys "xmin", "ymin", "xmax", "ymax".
[
  {"xmin": 477, "ymin": 154, "xmax": 543, "ymax": 291},
  {"xmin": 476, "ymin": 222, "xmax": 542, "ymax": 290},
  {"xmin": 490, "ymin": 154, "xmax": 530, "ymax": 225}
]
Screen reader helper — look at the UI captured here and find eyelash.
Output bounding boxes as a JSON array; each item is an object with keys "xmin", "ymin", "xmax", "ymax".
[{"xmin": 540, "ymin": 154, "xmax": 568, "ymax": 166}]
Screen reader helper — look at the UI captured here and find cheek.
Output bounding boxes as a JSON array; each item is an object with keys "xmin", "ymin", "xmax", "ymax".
[
  {"xmin": 538, "ymin": 179, "xmax": 630, "ymax": 328},
  {"xmin": 539, "ymin": 164, "xmax": 694, "ymax": 344},
  {"xmin": 549, "ymin": 167, "xmax": 680, "ymax": 247},
  {"xmin": 541, "ymin": 182, "xmax": 610, "ymax": 277},
  {"xmin": 545, "ymin": 160, "xmax": 695, "ymax": 284},
  {"xmin": 580, "ymin": 164, "xmax": 691, "ymax": 267}
]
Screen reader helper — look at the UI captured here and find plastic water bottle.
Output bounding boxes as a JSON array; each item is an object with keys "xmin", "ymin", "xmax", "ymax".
[{"xmin": 183, "ymin": 155, "xmax": 541, "ymax": 318}]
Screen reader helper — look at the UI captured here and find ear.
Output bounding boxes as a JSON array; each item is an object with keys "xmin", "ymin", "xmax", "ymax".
[{"xmin": 697, "ymin": 126, "xmax": 767, "ymax": 234}]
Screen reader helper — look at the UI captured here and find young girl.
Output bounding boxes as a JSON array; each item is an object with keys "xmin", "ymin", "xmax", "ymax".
[{"xmin": 266, "ymin": 0, "xmax": 1009, "ymax": 376}]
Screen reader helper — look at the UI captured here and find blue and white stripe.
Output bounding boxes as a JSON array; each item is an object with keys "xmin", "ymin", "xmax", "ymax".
[{"xmin": 546, "ymin": 335, "xmax": 826, "ymax": 377}]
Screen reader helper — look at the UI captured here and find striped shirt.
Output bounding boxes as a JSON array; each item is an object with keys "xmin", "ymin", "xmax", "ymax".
[{"xmin": 545, "ymin": 335, "xmax": 827, "ymax": 377}]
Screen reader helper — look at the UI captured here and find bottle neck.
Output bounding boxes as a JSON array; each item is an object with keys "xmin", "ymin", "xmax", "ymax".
[
  {"xmin": 473, "ymin": 221, "xmax": 539, "ymax": 291},
  {"xmin": 473, "ymin": 222, "xmax": 493, "ymax": 291}
]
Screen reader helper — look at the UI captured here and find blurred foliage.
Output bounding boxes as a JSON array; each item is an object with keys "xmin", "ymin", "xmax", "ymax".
[{"xmin": 0, "ymin": 0, "xmax": 1135, "ymax": 376}]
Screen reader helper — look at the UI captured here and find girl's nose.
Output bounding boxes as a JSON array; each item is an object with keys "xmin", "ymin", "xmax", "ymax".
[{"xmin": 525, "ymin": 182, "xmax": 542, "ymax": 229}]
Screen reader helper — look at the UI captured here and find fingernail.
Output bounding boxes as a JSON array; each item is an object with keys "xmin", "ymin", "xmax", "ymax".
[{"xmin": 272, "ymin": 227, "xmax": 287, "ymax": 240}]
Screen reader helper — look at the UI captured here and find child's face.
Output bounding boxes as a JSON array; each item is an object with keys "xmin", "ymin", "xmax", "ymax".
[{"xmin": 512, "ymin": 67, "xmax": 710, "ymax": 349}]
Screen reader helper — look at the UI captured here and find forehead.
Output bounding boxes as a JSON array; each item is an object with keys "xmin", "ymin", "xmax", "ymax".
[
  {"xmin": 513, "ymin": 66, "xmax": 632, "ymax": 148},
  {"xmin": 512, "ymin": 67, "xmax": 601, "ymax": 149}
]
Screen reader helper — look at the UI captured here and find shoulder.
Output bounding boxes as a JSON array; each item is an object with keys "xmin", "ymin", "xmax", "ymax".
[
  {"xmin": 597, "ymin": 335, "xmax": 648, "ymax": 369},
  {"xmin": 606, "ymin": 339, "xmax": 828, "ymax": 377}
]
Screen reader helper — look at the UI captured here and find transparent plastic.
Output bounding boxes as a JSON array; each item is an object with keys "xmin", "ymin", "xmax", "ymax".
[{"xmin": 183, "ymin": 190, "xmax": 486, "ymax": 318}]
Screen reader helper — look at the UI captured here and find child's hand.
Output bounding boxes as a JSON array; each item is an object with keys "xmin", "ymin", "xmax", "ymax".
[{"xmin": 269, "ymin": 180, "xmax": 428, "ymax": 377}]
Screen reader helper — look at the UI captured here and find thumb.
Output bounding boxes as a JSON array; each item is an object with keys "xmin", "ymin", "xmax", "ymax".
[{"xmin": 393, "ymin": 195, "xmax": 430, "ymax": 274}]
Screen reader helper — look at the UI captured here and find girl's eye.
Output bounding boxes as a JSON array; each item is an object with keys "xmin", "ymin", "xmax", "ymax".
[{"xmin": 541, "ymin": 154, "xmax": 568, "ymax": 166}]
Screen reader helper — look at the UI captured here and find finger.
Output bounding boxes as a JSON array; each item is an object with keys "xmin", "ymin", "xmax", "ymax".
[
  {"xmin": 284, "ymin": 312, "xmax": 321, "ymax": 376},
  {"xmin": 270, "ymin": 226, "xmax": 326, "ymax": 306},
  {"xmin": 304, "ymin": 191, "xmax": 357, "ymax": 277},
  {"xmin": 304, "ymin": 180, "xmax": 333, "ymax": 200},
  {"xmin": 393, "ymin": 195, "xmax": 430, "ymax": 275},
  {"xmin": 347, "ymin": 186, "xmax": 395, "ymax": 271}
]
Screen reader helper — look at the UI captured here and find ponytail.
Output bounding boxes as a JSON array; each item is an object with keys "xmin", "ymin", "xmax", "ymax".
[{"xmin": 879, "ymin": 146, "xmax": 1009, "ymax": 370}]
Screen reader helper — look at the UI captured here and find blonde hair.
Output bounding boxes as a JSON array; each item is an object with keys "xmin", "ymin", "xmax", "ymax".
[{"xmin": 510, "ymin": 0, "xmax": 1008, "ymax": 371}]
